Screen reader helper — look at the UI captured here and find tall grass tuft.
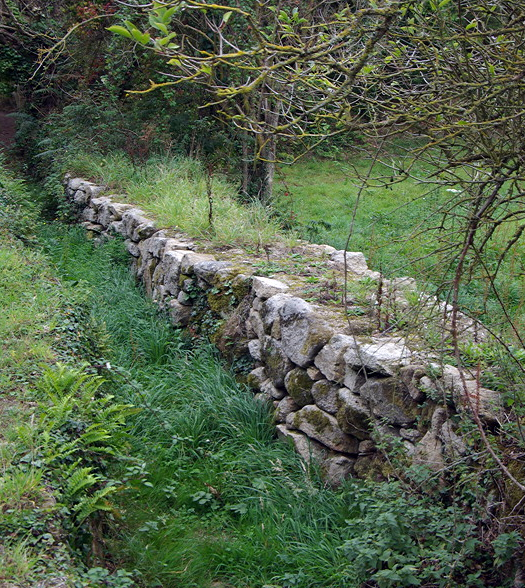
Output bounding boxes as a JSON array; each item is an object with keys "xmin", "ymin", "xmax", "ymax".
[{"xmin": 67, "ymin": 151, "xmax": 286, "ymax": 248}]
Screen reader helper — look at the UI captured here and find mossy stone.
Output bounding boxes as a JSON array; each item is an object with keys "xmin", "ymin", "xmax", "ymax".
[{"xmin": 285, "ymin": 368, "xmax": 315, "ymax": 407}]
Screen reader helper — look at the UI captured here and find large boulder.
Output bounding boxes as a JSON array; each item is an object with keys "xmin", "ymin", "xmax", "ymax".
[
  {"xmin": 288, "ymin": 405, "xmax": 359, "ymax": 454},
  {"xmin": 314, "ymin": 334, "xmax": 355, "ymax": 383},
  {"xmin": 284, "ymin": 368, "xmax": 315, "ymax": 407},
  {"xmin": 279, "ymin": 298, "xmax": 333, "ymax": 367},
  {"xmin": 344, "ymin": 337, "xmax": 412, "ymax": 376},
  {"xmin": 336, "ymin": 388, "xmax": 371, "ymax": 439},
  {"xmin": 359, "ymin": 377, "xmax": 417, "ymax": 426}
]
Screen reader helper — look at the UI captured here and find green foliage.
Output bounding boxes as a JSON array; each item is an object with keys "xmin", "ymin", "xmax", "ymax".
[{"xmin": 37, "ymin": 225, "xmax": 521, "ymax": 588}]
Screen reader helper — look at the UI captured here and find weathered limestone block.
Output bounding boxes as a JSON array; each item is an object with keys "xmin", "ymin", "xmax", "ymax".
[
  {"xmin": 252, "ymin": 276, "xmax": 289, "ymax": 299},
  {"xmin": 132, "ymin": 221, "xmax": 158, "ymax": 242},
  {"xmin": 336, "ymin": 388, "xmax": 371, "ymax": 440},
  {"xmin": 330, "ymin": 250, "xmax": 370, "ymax": 274},
  {"xmin": 276, "ymin": 425, "xmax": 327, "ymax": 463},
  {"xmin": 168, "ymin": 299, "xmax": 192, "ymax": 327},
  {"xmin": 80, "ymin": 207, "xmax": 95, "ymax": 222},
  {"xmin": 358, "ymin": 439, "xmax": 376, "ymax": 454},
  {"xmin": 126, "ymin": 240, "xmax": 140, "ymax": 257},
  {"xmin": 121, "ymin": 208, "xmax": 149, "ymax": 239},
  {"xmin": 66, "ymin": 177, "xmax": 84, "ymax": 195},
  {"xmin": 288, "ymin": 405, "xmax": 359, "ymax": 454},
  {"xmin": 314, "ymin": 334, "xmax": 355, "ymax": 383},
  {"xmin": 400, "ymin": 428, "xmax": 421, "ymax": 442},
  {"xmin": 311, "ymin": 380, "xmax": 340, "ymax": 414},
  {"xmin": 194, "ymin": 260, "xmax": 232, "ymax": 284},
  {"xmin": 439, "ymin": 420, "xmax": 467, "ymax": 457},
  {"xmin": 323, "ymin": 455, "xmax": 356, "ymax": 486},
  {"xmin": 246, "ymin": 308, "xmax": 265, "ymax": 340},
  {"xmin": 98, "ymin": 202, "xmax": 133, "ymax": 227},
  {"xmin": 177, "ymin": 291, "xmax": 192, "ymax": 306},
  {"xmin": 400, "ymin": 365, "xmax": 428, "ymax": 401},
  {"xmin": 82, "ymin": 222, "xmax": 103, "ymax": 234},
  {"xmin": 260, "ymin": 335, "xmax": 294, "ymax": 388},
  {"xmin": 247, "ymin": 367, "xmax": 266, "ymax": 390},
  {"xmin": 307, "ymin": 366, "xmax": 324, "ymax": 381},
  {"xmin": 441, "ymin": 365, "xmax": 501, "ymax": 423},
  {"xmin": 108, "ymin": 220, "xmax": 125, "ymax": 236},
  {"xmin": 284, "ymin": 367, "xmax": 315, "ymax": 407},
  {"xmin": 90, "ymin": 196, "xmax": 112, "ymax": 212},
  {"xmin": 279, "ymin": 298, "xmax": 334, "ymax": 367},
  {"xmin": 260, "ymin": 378, "xmax": 286, "ymax": 400},
  {"xmin": 343, "ymin": 367, "xmax": 365, "ymax": 393},
  {"xmin": 139, "ymin": 257, "xmax": 158, "ymax": 297},
  {"xmin": 360, "ymin": 377, "xmax": 417, "ymax": 426},
  {"xmin": 261, "ymin": 293, "xmax": 293, "ymax": 334},
  {"xmin": 344, "ymin": 337, "xmax": 412, "ymax": 376},
  {"xmin": 162, "ymin": 250, "xmax": 188, "ymax": 296},
  {"xmin": 181, "ymin": 252, "xmax": 216, "ymax": 275},
  {"xmin": 275, "ymin": 397, "xmax": 299, "ymax": 423},
  {"xmin": 71, "ymin": 181, "xmax": 104, "ymax": 205},
  {"xmin": 248, "ymin": 339, "xmax": 262, "ymax": 361},
  {"xmin": 413, "ymin": 407, "xmax": 447, "ymax": 472}
]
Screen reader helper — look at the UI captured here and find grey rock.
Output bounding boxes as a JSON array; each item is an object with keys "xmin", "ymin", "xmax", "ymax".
[
  {"xmin": 400, "ymin": 364, "xmax": 428, "ymax": 401},
  {"xmin": 246, "ymin": 308, "xmax": 265, "ymax": 340},
  {"xmin": 336, "ymin": 388, "xmax": 371, "ymax": 439},
  {"xmin": 181, "ymin": 252, "xmax": 216, "ymax": 274},
  {"xmin": 343, "ymin": 367, "xmax": 364, "ymax": 392},
  {"xmin": 260, "ymin": 378, "xmax": 286, "ymax": 400},
  {"xmin": 177, "ymin": 291, "xmax": 192, "ymax": 306},
  {"xmin": 311, "ymin": 380, "xmax": 340, "ymax": 414},
  {"xmin": 276, "ymin": 425, "xmax": 327, "ymax": 463},
  {"xmin": 275, "ymin": 397, "xmax": 300, "ymax": 423},
  {"xmin": 261, "ymin": 293, "xmax": 293, "ymax": 333},
  {"xmin": 248, "ymin": 339, "xmax": 262, "ymax": 361},
  {"xmin": 330, "ymin": 250, "xmax": 369, "ymax": 274},
  {"xmin": 194, "ymin": 260, "xmax": 232, "ymax": 283},
  {"xmin": 168, "ymin": 299, "xmax": 192, "ymax": 327},
  {"xmin": 314, "ymin": 334, "xmax": 355, "ymax": 383},
  {"xmin": 260, "ymin": 335, "xmax": 294, "ymax": 388},
  {"xmin": 323, "ymin": 455, "xmax": 356, "ymax": 486},
  {"xmin": 252, "ymin": 276, "xmax": 289, "ymax": 299},
  {"xmin": 284, "ymin": 367, "xmax": 315, "ymax": 407},
  {"xmin": 439, "ymin": 420, "xmax": 467, "ymax": 457},
  {"xmin": 247, "ymin": 367, "xmax": 266, "ymax": 390},
  {"xmin": 344, "ymin": 337, "xmax": 412, "ymax": 376},
  {"xmin": 306, "ymin": 366, "xmax": 324, "ymax": 381},
  {"xmin": 400, "ymin": 428, "xmax": 421, "ymax": 442},
  {"xmin": 126, "ymin": 240, "xmax": 140, "ymax": 257},
  {"xmin": 279, "ymin": 297, "xmax": 333, "ymax": 367},
  {"xmin": 360, "ymin": 377, "xmax": 416, "ymax": 426},
  {"xmin": 358, "ymin": 439, "xmax": 376, "ymax": 454},
  {"xmin": 291, "ymin": 405, "xmax": 359, "ymax": 453}
]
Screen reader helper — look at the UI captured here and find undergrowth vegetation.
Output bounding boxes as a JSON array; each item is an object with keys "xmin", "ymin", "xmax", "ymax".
[
  {"xmin": 36, "ymin": 226, "xmax": 521, "ymax": 588},
  {"xmin": 1, "ymin": 151, "xmax": 523, "ymax": 586}
]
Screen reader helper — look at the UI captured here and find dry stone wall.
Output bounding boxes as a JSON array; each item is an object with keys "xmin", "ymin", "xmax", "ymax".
[{"xmin": 65, "ymin": 175, "xmax": 503, "ymax": 485}]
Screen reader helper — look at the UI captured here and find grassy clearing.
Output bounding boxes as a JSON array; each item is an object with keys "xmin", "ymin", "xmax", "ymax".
[
  {"xmin": 276, "ymin": 157, "xmax": 444, "ymax": 277},
  {"xmin": 37, "ymin": 226, "xmax": 513, "ymax": 588},
  {"xmin": 67, "ymin": 151, "xmax": 286, "ymax": 249}
]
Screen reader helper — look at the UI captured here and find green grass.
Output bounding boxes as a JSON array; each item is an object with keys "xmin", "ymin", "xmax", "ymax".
[
  {"xmin": 67, "ymin": 151, "xmax": 287, "ymax": 249},
  {"xmin": 37, "ymin": 226, "xmax": 511, "ymax": 588},
  {"xmin": 276, "ymin": 157, "xmax": 445, "ymax": 277}
]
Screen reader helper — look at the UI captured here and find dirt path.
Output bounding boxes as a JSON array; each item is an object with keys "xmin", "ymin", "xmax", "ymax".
[{"xmin": 0, "ymin": 110, "xmax": 17, "ymax": 150}]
